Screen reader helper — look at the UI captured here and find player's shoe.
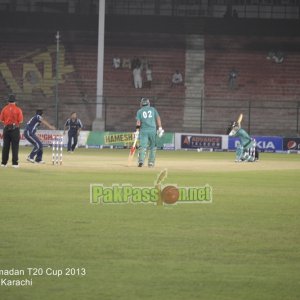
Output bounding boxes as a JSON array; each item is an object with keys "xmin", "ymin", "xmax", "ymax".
[
  {"xmin": 148, "ymin": 162, "xmax": 154, "ymax": 168},
  {"xmin": 35, "ymin": 160, "xmax": 45, "ymax": 164},
  {"xmin": 138, "ymin": 162, "xmax": 143, "ymax": 167},
  {"xmin": 27, "ymin": 157, "xmax": 35, "ymax": 163},
  {"xmin": 1, "ymin": 164, "xmax": 7, "ymax": 167},
  {"xmin": 12, "ymin": 164, "xmax": 19, "ymax": 168}
]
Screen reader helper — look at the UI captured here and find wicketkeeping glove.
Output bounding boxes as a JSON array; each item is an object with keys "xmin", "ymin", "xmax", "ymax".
[{"xmin": 157, "ymin": 127, "xmax": 164, "ymax": 138}]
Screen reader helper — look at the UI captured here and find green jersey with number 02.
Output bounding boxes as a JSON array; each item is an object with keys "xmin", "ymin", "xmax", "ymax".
[{"xmin": 136, "ymin": 106, "xmax": 159, "ymax": 132}]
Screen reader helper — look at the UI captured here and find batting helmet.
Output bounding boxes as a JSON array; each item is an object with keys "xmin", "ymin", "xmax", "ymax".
[
  {"xmin": 226, "ymin": 121, "xmax": 238, "ymax": 135},
  {"xmin": 140, "ymin": 97, "xmax": 150, "ymax": 107}
]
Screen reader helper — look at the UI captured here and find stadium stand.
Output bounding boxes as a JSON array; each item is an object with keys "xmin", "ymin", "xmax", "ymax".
[
  {"xmin": 1, "ymin": 12, "xmax": 300, "ymax": 135},
  {"xmin": 0, "ymin": 30, "xmax": 186, "ymax": 131},
  {"xmin": 204, "ymin": 35, "xmax": 300, "ymax": 135},
  {"xmin": 103, "ymin": 32, "xmax": 186, "ymax": 131}
]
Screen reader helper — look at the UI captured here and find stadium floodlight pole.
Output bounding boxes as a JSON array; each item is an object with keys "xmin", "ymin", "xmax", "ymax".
[
  {"xmin": 55, "ymin": 31, "xmax": 60, "ymax": 129},
  {"xmin": 92, "ymin": 0, "xmax": 106, "ymax": 131}
]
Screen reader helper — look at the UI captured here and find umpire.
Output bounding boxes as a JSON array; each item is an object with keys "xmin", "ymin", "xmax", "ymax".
[{"xmin": 0, "ymin": 95, "xmax": 23, "ymax": 168}]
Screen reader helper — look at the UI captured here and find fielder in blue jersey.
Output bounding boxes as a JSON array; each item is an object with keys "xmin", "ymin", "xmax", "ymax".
[
  {"xmin": 24, "ymin": 110, "xmax": 55, "ymax": 164},
  {"xmin": 136, "ymin": 98, "xmax": 164, "ymax": 167},
  {"xmin": 63, "ymin": 112, "xmax": 83, "ymax": 152}
]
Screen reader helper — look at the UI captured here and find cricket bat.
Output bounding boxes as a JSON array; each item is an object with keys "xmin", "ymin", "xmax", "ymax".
[
  {"xmin": 237, "ymin": 113, "xmax": 243, "ymax": 126},
  {"xmin": 127, "ymin": 130, "xmax": 139, "ymax": 166}
]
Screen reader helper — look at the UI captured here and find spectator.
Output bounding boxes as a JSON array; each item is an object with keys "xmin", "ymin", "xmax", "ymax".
[
  {"xmin": 122, "ymin": 58, "xmax": 131, "ymax": 69},
  {"xmin": 223, "ymin": 8, "xmax": 231, "ymax": 18},
  {"xmin": 133, "ymin": 66, "xmax": 143, "ymax": 89},
  {"xmin": 112, "ymin": 56, "xmax": 121, "ymax": 69},
  {"xmin": 131, "ymin": 56, "xmax": 141, "ymax": 69},
  {"xmin": 81, "ymin": 92, "xmax": 89, "ymax": 103},
  {"xmin": 232, "ymin": 9, "xmax": 239, "ymax": 18},
  {"xmin": 171, "ymin": 70, "xmax": 183, "ymax": 87},
  {"xmin": 228, "ymin": 68, "xmax": 238, "ymax": 90},
  {"xmin": 0, "ymin": 94, "xmax": 23, "ymax": 168},
  {"xmin": 141, "ymin": 58, "xmax": 148, "ymax": 71},
  {"xmin": 145, "ymin": 65, "xmax": 153, "ymax": 88},
  {"xmin": 267, "ymin": 50, "xmax": 284, "ymax": 64}
]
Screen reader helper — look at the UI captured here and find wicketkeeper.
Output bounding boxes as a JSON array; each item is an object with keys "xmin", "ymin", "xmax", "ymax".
[
  {"xmin": 226, "ymin": 118, "xmax": 258, "ymax": 162},
  {"xmin": 135, "ymin": 98, "xmax": 164, "ymax": 167}
]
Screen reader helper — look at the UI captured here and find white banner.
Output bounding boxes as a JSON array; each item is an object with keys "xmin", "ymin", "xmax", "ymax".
[{"xmin": 175, "ymin": 133, "xmax": 229, "ymax": 150}]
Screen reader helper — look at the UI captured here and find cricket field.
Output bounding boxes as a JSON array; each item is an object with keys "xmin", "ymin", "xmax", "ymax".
[{"xmin": 0, "ymin": 147, "xmax": 299, "ymax": 300}]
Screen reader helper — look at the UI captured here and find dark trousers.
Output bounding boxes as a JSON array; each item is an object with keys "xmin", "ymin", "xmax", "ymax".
[
  {"xmin": 1, "ymin": 127, "xmax": 20, "ymax": 165},
  {"xmin": 24, "ymin": 130, "xmax": 43, "ymax": 162},
  {"xmin": 68, "ymin": 131, "xmax": 78, "ymax": 151}
]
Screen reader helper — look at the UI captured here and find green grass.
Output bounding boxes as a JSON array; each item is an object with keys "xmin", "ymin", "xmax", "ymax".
[{"xmin": 0, "ymin": 148, "xmax": 299, "ymax": 300}]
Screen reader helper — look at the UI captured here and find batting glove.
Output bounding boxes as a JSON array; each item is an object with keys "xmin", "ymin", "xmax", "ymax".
[
  {"xmin": 134, "ymin": 130, "xmax": 139, "ymax": 140},
  {"xmin": 157, "ymin": 127, "xmax": 164, "ymax": 138}
]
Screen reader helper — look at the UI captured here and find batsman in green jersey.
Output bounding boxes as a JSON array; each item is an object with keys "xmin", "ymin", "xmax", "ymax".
[
  {"xmin": 136, "ymin": 98, "xmax": 164, "ymax": 167},
  {"xmin": 227, "ymin": 120, "xmax": 258, "ymax": 162}
]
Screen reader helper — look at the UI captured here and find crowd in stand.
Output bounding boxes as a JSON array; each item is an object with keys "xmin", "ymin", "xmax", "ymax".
[{"xmin": 112, "ymin": 55, "xmax": 183, "ymax": 89}]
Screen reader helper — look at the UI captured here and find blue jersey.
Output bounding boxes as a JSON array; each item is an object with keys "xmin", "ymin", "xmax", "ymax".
[
  {"xmin": 65, "ymin": 118, "xmax": 83, "ymax": 134},
  {"xmin": 25, "ymin": 114, "xmax": 42, "ymax": 134}
]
